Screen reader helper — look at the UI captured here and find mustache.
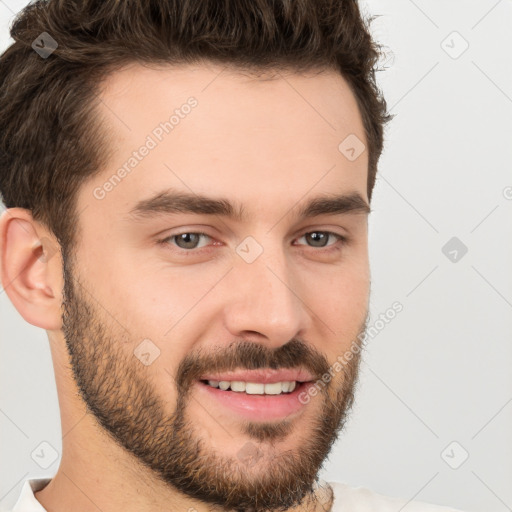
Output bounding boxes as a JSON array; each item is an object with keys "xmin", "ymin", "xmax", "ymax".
[{"xmin": 175, "ymin": 338, "xmax": 331, "ymax": 393}]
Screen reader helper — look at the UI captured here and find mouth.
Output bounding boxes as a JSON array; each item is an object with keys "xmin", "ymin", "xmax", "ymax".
[
  {"xmin": 195, "ymin": 376, "xmax": 316, "ymax": 422},
  {"xmin": 200, "ymin": 379, "xmax": 304, "ymax": 395}
]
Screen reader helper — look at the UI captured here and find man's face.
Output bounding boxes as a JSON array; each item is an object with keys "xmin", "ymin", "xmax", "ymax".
[{"xmin": 61, "ymin": 63, "xmax": 370, "ymax": 511}]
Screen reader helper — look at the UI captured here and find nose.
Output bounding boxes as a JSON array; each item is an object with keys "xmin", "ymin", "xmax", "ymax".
[{"xmin": 221, "ymin": 242, "xmax": 311, "ymax": 349}]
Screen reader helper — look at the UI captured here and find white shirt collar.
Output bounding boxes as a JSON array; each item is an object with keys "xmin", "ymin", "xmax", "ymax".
[{"xmin": 11, "ymin": 478, "xmax": 51, "ymax": 512}]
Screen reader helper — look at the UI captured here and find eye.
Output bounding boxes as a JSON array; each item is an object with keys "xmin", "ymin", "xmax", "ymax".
[
  {"xmin": 157, "ymin": 230, "xmax": 347, "ymax": 253},
  {"xmin": 162, "ymin": 232, "xmax": 212, "ymax": 250},
  {"xmin": 294, "ymin": 231, "xmax": 346, "ymax": 250}
]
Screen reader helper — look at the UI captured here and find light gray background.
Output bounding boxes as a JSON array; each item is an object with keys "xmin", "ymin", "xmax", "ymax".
[{"xmin": 1, "ymin": 1, "xmax": 511, "ymax": 511}]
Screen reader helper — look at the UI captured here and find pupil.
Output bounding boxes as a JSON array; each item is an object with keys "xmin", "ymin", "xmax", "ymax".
[
  {"xmin": 177, "ymin": 233, "xmax": 199, "ymax": 249},
  {"xmin": 307, "ymin": 232, "xmax": 327, "ymax": 247}
]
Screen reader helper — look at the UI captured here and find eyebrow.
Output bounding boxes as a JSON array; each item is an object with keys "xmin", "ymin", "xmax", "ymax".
[{"xmin": 126, "ymin": 188, "xmax": 371, "ymax": 222}]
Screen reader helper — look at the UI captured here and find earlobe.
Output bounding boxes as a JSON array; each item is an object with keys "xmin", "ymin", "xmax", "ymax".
[{"xmin": 0, "ymin": 208, "xmax": 63, "ymax": 330}]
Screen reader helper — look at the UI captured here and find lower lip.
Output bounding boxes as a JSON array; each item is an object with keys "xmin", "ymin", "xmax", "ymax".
[{"xmin": 195, "ymin": 380, "xmax": 315, "ymax": 422}]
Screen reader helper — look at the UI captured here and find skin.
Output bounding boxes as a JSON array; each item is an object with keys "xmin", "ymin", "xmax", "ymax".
[{"xmin": 0, "ymin": 62, "xmax": 370, "ymax": 512}]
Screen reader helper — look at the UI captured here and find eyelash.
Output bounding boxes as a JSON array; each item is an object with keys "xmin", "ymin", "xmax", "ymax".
[{"xmin": 157, "ymin": 230, "xmax": 348, "ymax": 254}]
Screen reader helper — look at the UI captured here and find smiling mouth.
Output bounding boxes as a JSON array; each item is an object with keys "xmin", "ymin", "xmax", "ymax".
[
  {"xmin": 199, "ymin": 379, "xmax": 308, "ymax": 395},
  {"xmin": 195, "ymin": 378, "xmax": 315, "ymax": 421}
]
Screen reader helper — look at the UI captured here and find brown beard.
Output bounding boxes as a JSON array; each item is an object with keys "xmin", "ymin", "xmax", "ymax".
[{"xmin": 61, "ymin": 252, "xmax": 367, "ymax": 512}]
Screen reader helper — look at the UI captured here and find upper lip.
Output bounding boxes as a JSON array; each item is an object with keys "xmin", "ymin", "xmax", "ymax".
[{"xmin": 199, "ymin": 368, "xmax": 316, "ymax": 384}]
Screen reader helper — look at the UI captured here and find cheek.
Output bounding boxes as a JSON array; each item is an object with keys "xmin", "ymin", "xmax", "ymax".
[
  {"xmin": 89, "ymin": 244, "xmax": 205, "ymax": 327},
  {"xmin": 310, "ymin": 265, "xmax": 369, "ymax": 327},
  {"xmin": 101, "ymin": 267, "xmax": 218, "ymax": 385}
]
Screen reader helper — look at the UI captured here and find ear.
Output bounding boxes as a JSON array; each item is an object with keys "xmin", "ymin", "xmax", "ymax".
[{"xmin": 0, "ymin": 208, "xmax": 63, "ymax": 330}]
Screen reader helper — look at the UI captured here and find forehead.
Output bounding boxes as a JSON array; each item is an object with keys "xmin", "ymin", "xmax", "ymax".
[{"xmin": 81, "ymin": 62, "xmax": 368, "ymax": 222}]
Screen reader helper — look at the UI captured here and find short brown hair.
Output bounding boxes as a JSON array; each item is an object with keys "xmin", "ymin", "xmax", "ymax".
[{"xmin": 0, "ymin": 0, "xmax": 393, "ymax": 255}]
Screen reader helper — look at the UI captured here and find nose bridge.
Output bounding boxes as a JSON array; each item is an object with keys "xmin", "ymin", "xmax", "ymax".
[{"xmin": 223, "ymin": 235, "xmax": 308, "ymax": 344}]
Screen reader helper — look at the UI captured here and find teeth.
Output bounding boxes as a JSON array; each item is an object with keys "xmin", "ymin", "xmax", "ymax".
[
  {"xmin": 230, "ymin": 381, "xmax": 246, "ymax": 392},
  {"xmin": 206, "ymin": 380, "xmax": 297, "ymax": 395},
  {"xmin": 263, "ymin": 382, "xmax": 283, "ymax": 395}
]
